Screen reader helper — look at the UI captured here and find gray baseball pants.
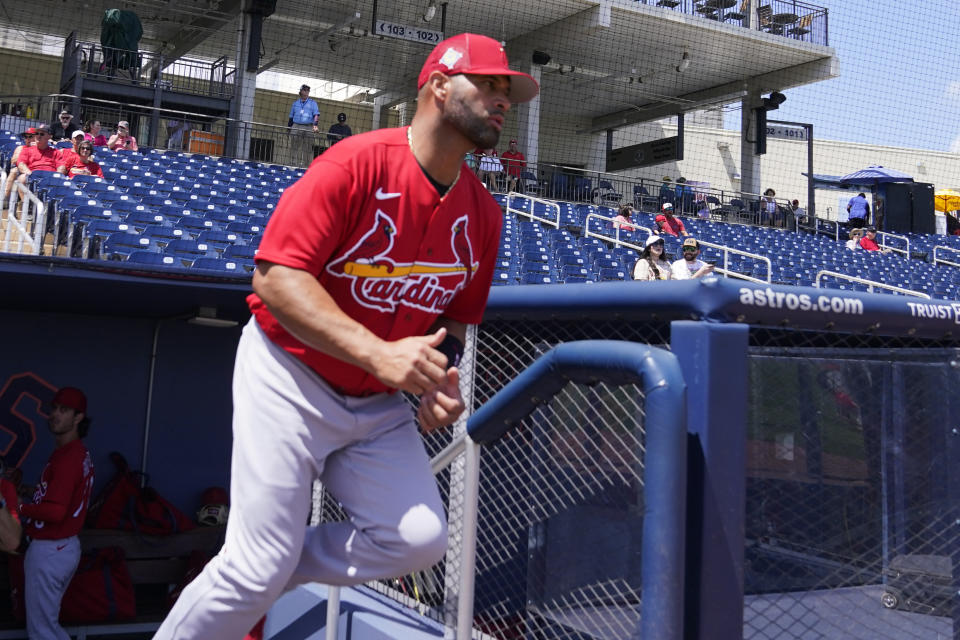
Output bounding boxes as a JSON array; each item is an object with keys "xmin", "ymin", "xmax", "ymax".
[
  {"xmin": 154, "ymin": 318, "xmax": 447, "ymax": 640},
  {"xmin": 25, "ymin": 536, "xmax": 81, "ymax": 640}
]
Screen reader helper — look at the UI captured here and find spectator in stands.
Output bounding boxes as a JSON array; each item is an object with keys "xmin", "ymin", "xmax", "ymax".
[
  {"xmin": 859, "ymin": 227, "xmax": 891, "ymax": 253},
  {"xmin": 56, "ymin": 129, "xmax": 87, "ymax": 173},
  {"xmin": 675, "ymin": 177, "xmax": 694, "ymax": 214},
  {"xmin": 633, "ymin": 235, "xmax": 672, "ymax": 281},
  {"xmin": 3, "ymin": 127, "xmax": 35, "ymax": 202},
  {"xmin": 166, "ymin": 119, "xmax": 189, "ymax": 150},
  {"xmin": 0, "ymin": 457, "xmax": 22, "ymax": 553},
  {"xmin": 847, "ymin": 192, "xmax": 870, "ymax": 228},
  {"xmin": 659, "ymin": 176, "xmax": 674, "ymax": 207},
  {"xmin": 791, "ymin": 199, "xmax": 806, "ymax": 225},
  {"xmin": 845, "ymin": 228, "xmax": 863, "ymax": 250},
  {"xmin": 696, "ymin": 199, "xmax": 711, "ymax": 219},
  {"xmin": 327, "ymin": 112, "xmax": 352, "ymax": 146},
  {"xmin": 500, "ymin": 138, "xmax": 526, "ymax": 192},
  {"xmin": 476, "ymin": 147, "xmax": 502, "ymax": 191},
  {"xmin": 107, "ymin": 120, "xmax": 138, "ymax": 151},
  {"xmin": 66, "ymin": 141, "xmax": 104, "ymax": 178},
  {"xmin": 50, "ymin": 110, "xmax": 78, "ymax": 140},
  {"xmin": 946, "ymin": 212, "xmax": 960, "ymax": 236},
  {"xmin": 655, "ymin": 202, "xmax": 689, "ymax": 237},
  {"xmin": 83, "ymin": 120, "xmax": 107, "ymax": 146},
  {"xmin": 613, "ymin": 204, "xmax": 636, "ymax": 231},
  {"xmin": 16, "ymin": 125, "xmax": 59, "ymax": 183},
  {"xmin": 761, "ymin": 188, "xmax": 778, "ymax": 225},
  {"xmin": 288, "ymin": 85, "xmax": 319, "ymax": 166},
  {"xmin": 670, "ymin": 237, "xmax": 714, "ymax": 279}
]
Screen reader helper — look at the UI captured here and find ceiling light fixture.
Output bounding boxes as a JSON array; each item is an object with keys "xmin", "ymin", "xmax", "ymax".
[{"xmin": 423, "ymin": 0, "xmax": 438, "ymax": 22}]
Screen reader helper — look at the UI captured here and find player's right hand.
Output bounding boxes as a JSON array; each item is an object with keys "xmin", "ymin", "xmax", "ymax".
[{"xmin": 371, "ymin": 328, "xmax": 451, "ymax": 394}]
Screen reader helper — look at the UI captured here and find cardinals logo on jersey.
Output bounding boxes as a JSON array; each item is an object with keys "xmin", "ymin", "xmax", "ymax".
[{"xmin": 326, "ymin": 211, "xmax": 478, "ymax": 313}]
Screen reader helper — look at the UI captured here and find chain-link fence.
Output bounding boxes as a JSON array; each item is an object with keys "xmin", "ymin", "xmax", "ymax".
[
  {"xmin": 314, "ymin": 298, "xmax": 958, "ymax": 640},
  {"xmin": 743, "ymin": 329, "xmax": 960, "ymax": 640}
]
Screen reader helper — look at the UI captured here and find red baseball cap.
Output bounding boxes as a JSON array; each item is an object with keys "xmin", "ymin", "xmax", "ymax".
[
  {"xmin": 418, "ymin": 33, "xmax": 539, "ymax": 103},
  {"xmin": 53, "ymin": 387, "xmax": 87, "ymax": 413}
]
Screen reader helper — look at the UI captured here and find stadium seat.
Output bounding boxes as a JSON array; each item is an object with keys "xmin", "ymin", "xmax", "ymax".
[
  {"xmin": 521, "ymin": 273, "xmax": 554, "ymax": 285},
  {"xmin": 164, "ymin": 239, "xmax": 217, "ymax": 267},
  {"xmin": 190, "ymin": 257, "xmax": 249, "ymax": 273},
  {"xmin": 127, "ymin": 251, "xmax": 178, "ymax": 267},
  {"xmin": 102, "ymin": 232, "xmax": 157, "ymax": 260}
]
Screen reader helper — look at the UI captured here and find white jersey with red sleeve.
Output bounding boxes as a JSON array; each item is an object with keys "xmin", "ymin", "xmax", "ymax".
[
  {"xmin": 21, "ymin": 439, "xmax": 94, "ymax": 540},
  {"xmin": 248, "ymin": 126, "xmax": 502, "ymax": 396}
]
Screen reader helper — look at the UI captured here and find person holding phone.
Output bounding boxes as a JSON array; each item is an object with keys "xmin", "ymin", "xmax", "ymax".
[{"xmin": 106, "ymin": 120, "xmax": 138, "ymax": 151}]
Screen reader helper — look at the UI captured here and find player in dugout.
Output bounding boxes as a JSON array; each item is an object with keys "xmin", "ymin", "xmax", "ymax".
[{"xmin": 154, "ymin": 33, "xmax": 539, "ymax": 640}]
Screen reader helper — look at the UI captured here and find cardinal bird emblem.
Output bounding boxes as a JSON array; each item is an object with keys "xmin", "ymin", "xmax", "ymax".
[
  {"xmin": 328, "ymin": 210, "xmax": 397, "ymax": 277},
  {"xmin": 450, "ymin": 216, "xmax": 475, "ymax": 289},
  {"xmin": 326, "ymin": 208, "xmax": 479, "ymax": 313}
]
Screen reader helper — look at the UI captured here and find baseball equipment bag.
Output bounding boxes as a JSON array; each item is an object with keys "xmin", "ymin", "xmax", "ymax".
[
  {"xmin": 87, "ymin": 452, "xmax": 195, "ymax": 535},
  {"xmin": 8, "ymin": 546, "xmax": 136, "ymax": 623}
]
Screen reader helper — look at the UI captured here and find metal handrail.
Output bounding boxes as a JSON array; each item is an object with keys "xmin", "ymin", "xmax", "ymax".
[
  {"xmin": 876, "ymin": 230, "xmax": 909, "ymax": 257},
  {"xmin": 2, "ymin": 181, "xmax": 47, "ymax": 255},
  {"xmin": 933, "ymin": 245, "xmax": 960, "ymax": 268},
  {"xmin": 814, "ymin": 270, "xmax": 929, "ymax": 298},
  {"xmin": 584, "ymin": 212, "xmax": 772, "ymax": 282},
  {"xmin": 506, "ymin": 192, "xmax": 560, "ymax": 228}
]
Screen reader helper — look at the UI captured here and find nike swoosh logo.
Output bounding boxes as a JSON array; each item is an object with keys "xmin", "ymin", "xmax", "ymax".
[
  {"xmin": 375, "ymin": 188, "xmax": 401, "ymax": 200},
  {"xmin": 56, "ymin": 544, "xmax": 67, "ymax": 551}
]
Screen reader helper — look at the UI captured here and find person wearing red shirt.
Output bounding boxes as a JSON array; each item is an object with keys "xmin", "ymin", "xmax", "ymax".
[
  {"xmin": 66, "ymin": 141, "xmax": 104, "ymax": 178},
  {"xmin": 655, "ymin": 202, "xmax": 689, "ymax": 237},
  {"xmin": 55, "ymin": 130, "xmax": 87, "ymax": 175},
  {"xmin": 500, "ymin": 138, "xmax": 526, "ymax": 192},
  {"xmin": 20, "ymin": 387, "xmax": 94, "ymax": 640},
  {"xmin": 859, "ymin": 227, "xmax": 881, "ymax": 251},
  {"xmin": 4, "ymin": 127, "xmax": 35, "ymax": 202},
  {"xmin": 16, "ymin": 125, "xmax": 59, "ymax": 183},
  {"xmin": 154, "ymin": 33, "xmax": 538, "ymax": 640}
]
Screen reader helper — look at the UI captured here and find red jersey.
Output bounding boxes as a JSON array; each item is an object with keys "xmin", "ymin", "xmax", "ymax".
[
  {"xmin": 500, "ymin": 150, "xmax": 526, "ymax": 177},
  {"xmin": 250, "ymin": 127, "xmax": 502, "ymax": 396},
  {"xmin": 18, "ymin": 145, "xmax": 60, "ymax": 172},
  {"xmin": 57, "ymin": 149, "xmax": 78, "ymax": 169},
  {"xmin": 656, "ymin": 214, "xmax": 686, "ymax": 236},
  {"xmin": 859, "ymin": 236, "xmax": 880, "ymax": 251},
  {"xmin": 66, "ymin": 156, "xmax": 104, "ymax": 178},
  {"xmin": 1, "ymin": 478, "xmax": 18, "ymax": 524},
  {"xmin": 21, "ymin": 439, "xmax": 94, "ymax": 540}
]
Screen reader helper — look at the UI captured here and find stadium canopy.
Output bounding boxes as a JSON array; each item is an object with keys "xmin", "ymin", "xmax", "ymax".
[
  {"xmin": 23, "ymin": 0, "xmax": 836, "ymax": 129},
  {"xmin": 839, "ymin": 165, "xmax": 914, "ymax": 185}
]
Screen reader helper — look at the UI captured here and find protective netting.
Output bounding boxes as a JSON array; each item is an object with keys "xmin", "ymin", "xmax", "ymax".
[{"xmin": 743, "ymin": 329, "xmax": 960, "ymax": 640}]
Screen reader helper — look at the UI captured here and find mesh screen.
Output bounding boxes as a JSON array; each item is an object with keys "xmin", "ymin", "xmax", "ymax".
[{"xmin": 743, "ymin": 331, "xmax": 960, "ymax": 640}]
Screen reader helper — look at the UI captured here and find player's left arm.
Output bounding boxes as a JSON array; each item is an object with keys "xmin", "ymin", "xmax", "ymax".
[{"xmin": 417, "ymin": 317, "xmax": 468, "ymax": 432}]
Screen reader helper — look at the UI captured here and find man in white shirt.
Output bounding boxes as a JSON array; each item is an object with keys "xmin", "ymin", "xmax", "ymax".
[{"xmin": 670, "ymin": 237, "xmax": 715, "ymax": 280}]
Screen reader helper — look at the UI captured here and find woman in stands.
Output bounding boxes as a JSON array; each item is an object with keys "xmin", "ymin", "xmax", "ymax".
[
  {"xmin": 83, "ymin": 120, "xmax": 108, "ymax": 146},
  {"xmin": 3, "ymin": 127, "xmax": 35, "ymax": 201},
  {"xmin": 66, "ymin": 141, "xmax": 104, "ymax": 178},
  {"xmin": 613, "ymin": 204, "xmax": 636, "ymax": 231},
  {"xmin": 845, "ymin": 228, "xmax": 863, "ymax": 250},
  {"xmin": 475, "ymin": 147, "xmax": 502, "ymax": 191},
  {"xmin": 106, "ymin": 120, "xmax": 138, "ymax": 151},
  {"xmin": 633, "ymin": 235, "xmax": 672, "ymax": 281}
]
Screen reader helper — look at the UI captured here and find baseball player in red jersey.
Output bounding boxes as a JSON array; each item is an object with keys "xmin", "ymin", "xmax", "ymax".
[
  {"xmin": 20, "ymin": 387, "xmax": 94, "ymax": 640},
  {"xmin": 154, "ymin": 33, "xmax": 538, "ymax": 640}
]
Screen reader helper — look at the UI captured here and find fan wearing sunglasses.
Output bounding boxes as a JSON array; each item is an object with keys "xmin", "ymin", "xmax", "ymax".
[
  {"xmin": 670, "ymin": 237, "xmax": 714, "ymax": 280},
  {"xmin": 65, "ymin": 142, "xmax": 104, "ymax": 178}
]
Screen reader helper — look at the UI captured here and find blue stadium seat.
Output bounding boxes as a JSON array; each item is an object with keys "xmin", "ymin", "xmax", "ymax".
[
  {"xmin": 141, "ymin": 225, "xmax": 187, "ymax": 248},
  {"xmin": 125, "ymin": 210, "xmax": 169, "ymax": 231},
  {"xmin": 521, "ymin": 273, "xmax": 554, "ymax": 284},
  {"xmin": 102, "ymin": 232, "xmax": 156, "ymax": 260},
  {"xmin": 190, "ymin": 257, "xmax": 249, "ymax": 273},
  {"xmin": 196, "ymin": 230, "xmax": 242, "ymax": 252},
  {"xmin": 164, "ymin": 239, "xmax": 217, "ymax": 266},
  {"xmin": 127, "ymin": 251, "xmax": 178, "ymax": 267},
  {"xmin": 223, "ymin": 244, "xmax": 258, "ymax": 261},
  {"xmin": 597, "ymin": 266, "xmax": 628, "ymax": 281}
]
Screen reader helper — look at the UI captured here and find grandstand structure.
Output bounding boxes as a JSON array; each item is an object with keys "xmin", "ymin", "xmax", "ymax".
[{"xmin": 0, "ymin": 1, "xmax": 959, "ymax": 639}]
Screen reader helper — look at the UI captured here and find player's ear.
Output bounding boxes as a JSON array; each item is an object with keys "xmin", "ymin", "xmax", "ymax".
[{"xmin": 426, "ymin": 71, "xmax": 450, "ymax": 100}]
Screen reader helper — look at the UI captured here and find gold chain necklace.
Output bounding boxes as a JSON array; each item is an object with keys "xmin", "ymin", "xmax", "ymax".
[{"xmin": 407, "ymin": 126, "xmax": 460, "ymax": 194}]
